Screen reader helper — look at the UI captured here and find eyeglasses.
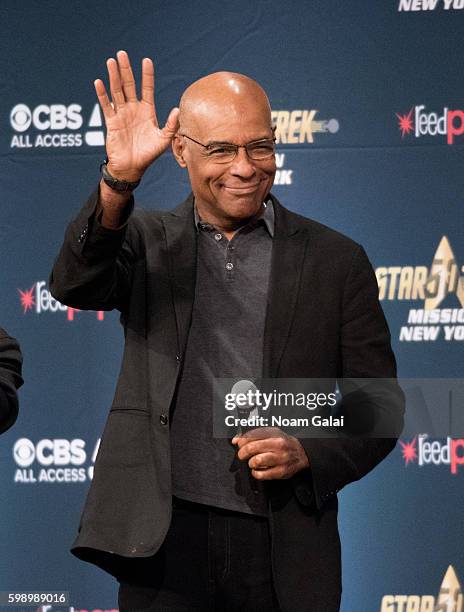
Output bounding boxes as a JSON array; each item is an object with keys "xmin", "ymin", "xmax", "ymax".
[{"xmin": 179, "ymin": 134, "xmax": 276, "ymax": 163}]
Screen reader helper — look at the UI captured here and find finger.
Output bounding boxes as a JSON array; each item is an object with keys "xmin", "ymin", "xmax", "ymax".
[
  {"xmin": 251, "ymin": 465, "xmax": 288, "ymax": 480},
  {"xmin": 247, "ymin": 446, "xmax": 289, "ymax": 467},
  {"xmin": 233, "ymin": 427, "xmax": 283, "ymax": 446},
  {"xmin": 237, "ymin": 437, "xmax": 286, "ymax": 461},
  {"xmin": 141, "ymin": 57, "xmax": 155, "ymax": 107},
  {"xmin": 248, "ymin": 452, "xmax": 276, "ymax": 470},
  {"xmin": 116, "ymin": 50, "xmax": 137, "ymax": 102},
  {"xmin": 107, "ymin": 57, "xmax": 125, "ymax": 108},
  {"xmin": 237, "ymin": 440, "xmax": 271, "ymax": 461},
  {"xmin": 94, "ymin": 79, "xmax": 115, "ymax": 119},
  {"xmin": 160, "ymin": 107, "xmax": 180, "ymax": 141}
]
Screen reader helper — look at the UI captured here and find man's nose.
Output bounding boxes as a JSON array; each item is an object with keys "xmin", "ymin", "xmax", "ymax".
[{"xmin": 229, "ymin": 147, "xmax": 256, "ymax": 178}]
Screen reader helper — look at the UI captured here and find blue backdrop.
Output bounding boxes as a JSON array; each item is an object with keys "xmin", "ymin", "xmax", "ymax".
[{"xmin": 1, "ymin": 1, "xmax": 463, "ymax": 610}]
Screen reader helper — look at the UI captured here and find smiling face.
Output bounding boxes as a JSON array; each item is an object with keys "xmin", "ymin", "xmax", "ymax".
[{"xmin": 172, "ymin": 73, "xmax": 276, "ymax": 231}]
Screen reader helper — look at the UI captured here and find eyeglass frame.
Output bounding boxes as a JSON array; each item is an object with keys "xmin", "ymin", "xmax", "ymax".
[{"xmin": 178, "ymin": 133, "xmax": 276, "ymax": 163}]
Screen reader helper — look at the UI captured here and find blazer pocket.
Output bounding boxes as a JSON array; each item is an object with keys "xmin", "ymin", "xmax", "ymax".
[{"xmin": 109, "ymin": 405, "xmax": 150, "ymax": 417}]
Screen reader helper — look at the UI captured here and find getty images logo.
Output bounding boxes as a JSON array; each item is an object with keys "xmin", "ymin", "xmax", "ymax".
[{"xmin": 9, "ymin": 102, "xmax": 104, "ymax": 149}]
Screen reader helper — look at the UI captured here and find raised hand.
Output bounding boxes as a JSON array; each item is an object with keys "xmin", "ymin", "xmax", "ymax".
[{"xmin": 95, "ymin": 50, "xmax": 179, "ymax": 182}]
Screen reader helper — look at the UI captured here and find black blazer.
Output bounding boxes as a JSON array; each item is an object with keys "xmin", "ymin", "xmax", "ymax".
[
  {"xmin": 0, "ymin": 328, "xmax": 23, "ymax": 435},
  {"xmin": 50, "ymin": 190, "xmax": 404, "ymax": 612}
]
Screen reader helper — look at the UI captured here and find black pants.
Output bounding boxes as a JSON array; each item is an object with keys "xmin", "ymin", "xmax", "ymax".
[{"xmin": 118, "ymin": 497, "xmax": 281, "ymax": 612}]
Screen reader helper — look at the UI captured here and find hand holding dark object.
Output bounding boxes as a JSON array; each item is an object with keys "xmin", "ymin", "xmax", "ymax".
[
  {"xmin": 94, "ymin": 50, "xmax": 179, "ymax": 227},
  {"xmin": 232, "ymin": 427, "xmax": 310, "ymax": 480},
  {"xmin": 0, "ymin": 328, "xmax": 23, "ymax": 435}
]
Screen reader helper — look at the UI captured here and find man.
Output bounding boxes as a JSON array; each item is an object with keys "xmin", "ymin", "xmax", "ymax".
[
  {"xmin": 0, "ymin": 327, "xmax": 23, "ymax": 435},
  {"xmin": 50, "ymin": 50, "xmax": 404, "ymax": 611}
]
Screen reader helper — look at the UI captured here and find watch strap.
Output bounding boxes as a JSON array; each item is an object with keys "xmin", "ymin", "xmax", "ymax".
[{"xmin": 100, "ymin": 159, "xmax": 141, "ymax": 192}]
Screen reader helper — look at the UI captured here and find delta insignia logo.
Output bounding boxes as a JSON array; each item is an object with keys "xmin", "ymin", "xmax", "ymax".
[
  {"xmin": 375, "ymin": 236, "xmax": 464, "ymax": 342},
  {"xmin": 381, "ymin": 565, "xmax": 463, "ymax": 611}
]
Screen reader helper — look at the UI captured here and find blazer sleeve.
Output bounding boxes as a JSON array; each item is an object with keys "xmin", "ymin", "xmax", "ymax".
[
  {"xmin": 49, "ymin": 186, "xmax": 141, "ymax": 312},
  {"xmin": 297, "ymin": 245, "xmax": 405, "ymax": 510},
  {"xmin": 0, "ymin": 328, "xmax": 23, "ymax": 434}
]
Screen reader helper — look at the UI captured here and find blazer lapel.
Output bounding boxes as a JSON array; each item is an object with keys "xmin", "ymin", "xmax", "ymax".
[
  {"xmin": 161, "ymin": 194, "xmax": 197, "ymax": 357},
  {"xmin": 263, "ymin": 196, "xmax": 309, "ymax": 378}
]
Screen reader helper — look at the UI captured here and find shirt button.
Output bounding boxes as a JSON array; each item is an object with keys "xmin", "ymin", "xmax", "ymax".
[
  {"xmin": 226, "ymin": 262, "xmax": 234, "ymax": 271},
  {"xmin": 160, "ymin": 414, "xmax": 168, "ymax": 426},
  {"xmin": 214, "ymin": 233, "xmax": 222, "ymax": 241}
]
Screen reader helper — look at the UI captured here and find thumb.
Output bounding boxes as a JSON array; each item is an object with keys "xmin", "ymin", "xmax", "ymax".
[{"xmin": 160, "ymin": 107, "xmax": 180, "ymax": 140}]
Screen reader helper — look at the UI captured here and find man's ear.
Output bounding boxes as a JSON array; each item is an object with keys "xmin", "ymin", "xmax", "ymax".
[{"xmin": 172, "ymin": 135, "xmax": 187, "ymax": 168}]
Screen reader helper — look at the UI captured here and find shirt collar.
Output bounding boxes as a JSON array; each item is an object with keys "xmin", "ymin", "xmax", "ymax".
[{"xmin": 193, "ymin": 197, "xmax": 274, "ymax": 238}]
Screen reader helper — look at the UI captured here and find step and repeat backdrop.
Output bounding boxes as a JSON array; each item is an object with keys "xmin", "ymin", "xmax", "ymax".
[{"xmin": 1, "ymin": 1, "xmax": 463, "ymax": 611}]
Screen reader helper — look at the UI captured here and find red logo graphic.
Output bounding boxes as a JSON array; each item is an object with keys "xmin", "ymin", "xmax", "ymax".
[
  {"xmin": 400, "ymin": 437, "xmax": 417, "ymax": 465},
  {"xmin": 396, "ymin": 108, "xmax": 414, "ymax": 138},
  {"xmin": 18, "ymin": 285, "xmax": 35, "ymax": 313},
  {"xmin": 18, "ymin": 281, "xmax": 104, "ymax": 321},
  {"xmin": 400, "ymin": 435, "xmax": 464, "ymax": 474},
  {"xmin": 396, "ymin": 105, "xmax": 464, "ymax": 144}
]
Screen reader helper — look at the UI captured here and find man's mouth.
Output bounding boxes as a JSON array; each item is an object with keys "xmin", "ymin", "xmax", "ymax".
[{"xmin": 222, "ymin": 183, "xmax": 261, "ymax": 194}]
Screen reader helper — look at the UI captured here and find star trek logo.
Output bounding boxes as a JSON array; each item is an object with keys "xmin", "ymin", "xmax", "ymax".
[
  {"xmin": 381, "ymin": 565, "xmax": 463, "ymax": 611},
  {"xmin": 400, "ymin": 435, "xmax": 464, "ymax": 474},
  {"xmin": 18, "ymin": 281, "xmax": 104, "ymax": 321},
  {"xmin": 270, "ymin": 109, "xmax": 340, "ymax": 187},
  {"xmin": 375, "ymin": 236, "xmax": 464, "ymax": 342},
  {"xmin": 396, "ymin": 105, "xmax": 464, "ymax": 144},
  {"xmin": 272, "ymin": 109, "xmax": 339, "ymax": 144},
  {"xmin": 9, "ymin": 102, "xmax": 104, "ymax": 149}
]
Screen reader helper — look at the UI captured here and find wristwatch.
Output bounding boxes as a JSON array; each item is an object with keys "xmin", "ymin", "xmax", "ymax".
[{"xmin": 100, "ymin": 159, "xmax": 141, "ymax": 192}]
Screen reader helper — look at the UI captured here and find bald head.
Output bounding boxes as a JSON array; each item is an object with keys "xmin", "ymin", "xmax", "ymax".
[
  {"xmin": 172, "ymin": 71, "xmax": 276, "ymax": 234},
  {"xmin": 178, "ymin": 71, "xmax": 272, "ymax": 133}
]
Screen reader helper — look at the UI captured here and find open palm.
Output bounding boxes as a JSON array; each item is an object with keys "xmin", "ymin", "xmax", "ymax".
[{"xmin": 95, "ymin": 50, "xmax": 179, "ymax": 181}]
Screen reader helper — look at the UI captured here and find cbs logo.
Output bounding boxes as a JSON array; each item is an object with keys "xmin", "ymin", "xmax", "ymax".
[
  {"xmin": 10, "ymin": 103, "xmax": 83, "ymax": 132},
  {"xmin": 13, "ymin": 438, "xmax": 86, "ymax": 467}
]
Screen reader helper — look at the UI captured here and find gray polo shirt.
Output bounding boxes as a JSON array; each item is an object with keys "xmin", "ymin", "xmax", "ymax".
[{"xmin": 170, "ymin": 199, "xmax": 274, "ymax": 516}]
